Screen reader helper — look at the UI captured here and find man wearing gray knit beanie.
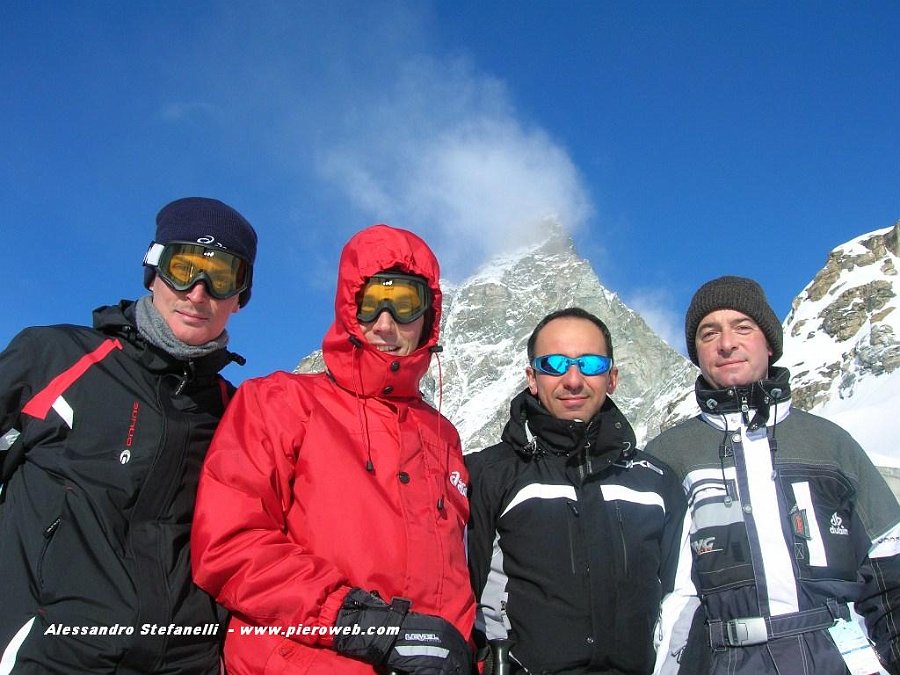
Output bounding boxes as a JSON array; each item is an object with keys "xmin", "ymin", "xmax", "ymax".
[
  {"xmin": 647, "ymin": 275, "xmax": 900, "ymax": 675},
  {"xmin": 0, "ymin": 197, "xmax": 257, "ymax": 673},
  {"xmin": 683, "ymin": 275, "xmax": 782, "ymax": 388}
]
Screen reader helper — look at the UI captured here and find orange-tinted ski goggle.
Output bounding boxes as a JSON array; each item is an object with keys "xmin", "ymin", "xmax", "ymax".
[
  {"xmin": 144, "ymin": 242, "xmax": 251, "ymax": 299},
  {"xmin": 356, "ymin": 273, "xmax": 431, "ymax": 324}
]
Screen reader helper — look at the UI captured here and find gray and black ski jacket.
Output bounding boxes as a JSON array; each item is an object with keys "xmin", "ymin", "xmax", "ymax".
[{"xmin": 649, "ymin": 368, "xmax": 900, "ymax": 675}]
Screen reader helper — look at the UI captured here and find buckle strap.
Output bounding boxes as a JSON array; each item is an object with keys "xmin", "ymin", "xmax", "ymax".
[{"xmin": 709, "ymin": 600, "xmax": 850, "ymax": 648}]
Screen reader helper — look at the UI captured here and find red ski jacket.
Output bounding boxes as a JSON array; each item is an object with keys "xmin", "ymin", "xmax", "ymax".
[{"xmin": 191, "ymin": 224, "xmax": 474, "ymax": 673}]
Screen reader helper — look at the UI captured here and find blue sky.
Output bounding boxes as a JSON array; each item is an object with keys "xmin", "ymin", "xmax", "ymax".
[{"xmin": 2, "ymin": 2, "xmax": 899, "ymax": 384}]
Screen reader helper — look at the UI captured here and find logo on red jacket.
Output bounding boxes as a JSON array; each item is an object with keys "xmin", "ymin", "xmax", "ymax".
[{"xmin": 449, "ymin": 471, "xmax": 467, "ymax": 496}]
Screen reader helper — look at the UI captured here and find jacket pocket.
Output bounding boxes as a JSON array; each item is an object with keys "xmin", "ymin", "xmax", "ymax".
[
  {"xmin": 687, "ymin": 479, "xmax": 756, "ymax": 593},
  {"xmin": 37, "ymin": 487, "xmax": 68, "ymax": 590},
  {"xmin": 614, "ymin": 501, "xmax": 629, "ymax": 577},
  {"xmin": 780, "ymin": 470, "xmax": 857, "ymax": 581},
  {"xmin": 37, "ymin": 516, "xmax": 62, "ymax": 587},
  {"xmin": 262, "ymin": 638, "xmax": 324, "ymax": 674}
]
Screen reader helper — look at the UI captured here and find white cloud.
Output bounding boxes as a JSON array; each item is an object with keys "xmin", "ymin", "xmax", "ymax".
[
  {"xmin": 317, "ymin": 56, "xmax": 593, "ymax": 280},
  {"xmin": 171, "ymin": 4, "xmax": 594, "ymax": 281}
]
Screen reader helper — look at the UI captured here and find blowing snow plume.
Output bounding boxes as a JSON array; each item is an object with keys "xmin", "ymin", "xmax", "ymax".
[{"xmin": 318, "ymin": 56, "xmax": 593, "ymax": 280}]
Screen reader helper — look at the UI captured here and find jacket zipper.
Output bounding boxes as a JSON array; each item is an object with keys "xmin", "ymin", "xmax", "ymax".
[
  {"xmin": 740, "ymin": 392, "xmax": 751, "ymax": 425},
  {"xmin": 38, "ymin": 516, "xmax": 62, "ymax": 586},
  {"xmin": 43, "ymin": 517, "xmax": 61, "ymax": 538},
  {"xmin": 174, "ymin": 361, "xmax": 195, "ymax": 395},
  {"xmin": 567, "ymin": 501, "xmax": 579, "ymax": 576},
  {"xmin": 615, "ymin": 502, "xmax": 628, "ymax": 576},
  {"xmin": 578, "ymin": 439, "xmax": 593, "ymax": 482}
]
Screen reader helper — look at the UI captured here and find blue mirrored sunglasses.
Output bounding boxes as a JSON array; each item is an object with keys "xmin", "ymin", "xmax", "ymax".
[{"xmin": 531, "ymin": 354, "xmax": 613, "ymax": 376}]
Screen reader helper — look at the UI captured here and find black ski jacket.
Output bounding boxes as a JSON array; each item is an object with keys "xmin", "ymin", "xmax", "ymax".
[
  {"xmin": 0, "ymin": 301, "xmax": 235, "ymax": 674},
  {"xmin": 466, "ymin": 390, "xmax": 688, "ymax": 674}
]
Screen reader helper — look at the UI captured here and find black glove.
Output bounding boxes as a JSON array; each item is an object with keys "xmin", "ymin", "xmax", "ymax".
[
  {"xmin": 388, "ymin": 611, "xmax": 472, "ymax": 675},
  {"xmin": 334, "ymin": 588, "xmax": 471, "ymax": 675}
]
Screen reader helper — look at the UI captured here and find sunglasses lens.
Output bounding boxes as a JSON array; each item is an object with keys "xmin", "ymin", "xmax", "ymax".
[
  {"xmin": 539, "ymin": 354, "xmax": 571, "ymax": 375},
  {"xmin": 578, "ymin": 355, "xmax": 612, "ymax": 375},
  {"xmin": 532, "ymin": 354, "xmax": 612, "ymax": 376},
  {"xmin": 157, "ymin": 244, "xmax": 249, "ymax": 299},
  {"xmin": 357, "ymin": 274, "xmax": 430, "ymax": 324}
]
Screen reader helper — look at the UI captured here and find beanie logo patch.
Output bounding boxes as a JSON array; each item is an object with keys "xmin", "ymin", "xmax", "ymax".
[{"xmin": 196, "ymin": 235, "xmax": 225, "ymax": 248}]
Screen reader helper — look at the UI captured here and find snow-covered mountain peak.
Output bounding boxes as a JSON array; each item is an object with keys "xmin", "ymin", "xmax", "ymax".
[
  {"xmin": 780, "ymin": 221, "xmax": 900, "ymax": 466},
  {"xmin": 423, "ymin": 231, "xmax": 695, "ymax": 452},
  {"xmin": 295, "ymin": 219, "xmax": 900, "ymax": 485}
]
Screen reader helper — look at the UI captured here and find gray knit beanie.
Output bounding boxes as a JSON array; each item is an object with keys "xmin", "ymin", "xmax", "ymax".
[{"xmin": 685, "ymin": 276, "xmax": 782, "ymax": 366}]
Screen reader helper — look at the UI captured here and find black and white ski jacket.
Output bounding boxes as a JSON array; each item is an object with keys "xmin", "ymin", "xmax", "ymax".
[
  {"xmin": 467, "ymin": 389, "xmax": 687, "ymax": 674},
  {"xmin": 0, "ymin": 301, "xmax": 236, "ymax": 674},
  {"xmin": 648, "ymin": 368, "xmax": 900, "ymax": 675}
]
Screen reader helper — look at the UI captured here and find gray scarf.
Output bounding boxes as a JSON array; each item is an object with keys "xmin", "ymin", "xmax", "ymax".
[{"xmin": 135, "ymin": 295, "xmax": 228, "ymax": 361}]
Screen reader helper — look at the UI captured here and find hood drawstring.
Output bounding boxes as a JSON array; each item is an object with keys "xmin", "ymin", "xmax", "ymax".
[
  {"xmin": 432, "ymin": 345, "xmax": 447, "ymax": 513},
  {"xmin": 347, "ymin": 332, "xmax": 449, "ymax": 512},
  {"xmin": 349, "ymin": 335, "xmax": 375, "ymax": 473}
]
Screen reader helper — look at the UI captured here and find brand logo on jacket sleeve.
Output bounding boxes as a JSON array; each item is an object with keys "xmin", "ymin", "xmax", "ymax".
[
  {"xmin": 449, "ymin": 471, "xmax": 467, "ymax": 496},
  {"xmin": 829, "ymin": 512, "xmax": 849, "ymax": 536},
  {"xmin": 691, "ymin": 536, "xmax": 721, "ymax": 555}
]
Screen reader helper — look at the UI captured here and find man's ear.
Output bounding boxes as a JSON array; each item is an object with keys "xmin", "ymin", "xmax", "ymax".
[
  {"xmin": 526, "ymin": 366, "xmax": 538, "ymax": 395},
  {"xmin": 607, "ymin": 367, "xmax": 619, "ymax": 395}
]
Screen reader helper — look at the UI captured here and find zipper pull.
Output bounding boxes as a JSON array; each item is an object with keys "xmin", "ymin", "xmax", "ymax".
[
  {"xmin": 175, "ymin": 361, "xmax": 196, "ymax": 395},
  {"xmin": 43, "ymin": 517, "xmax": 61, "ymax": 538},
  {"xmin": 740, "ymin": 394, "xmax": 751, "ymax": 425},
  {"xmin": 634, "ymin": 459, "xmax": 664, "ymax": 475}
]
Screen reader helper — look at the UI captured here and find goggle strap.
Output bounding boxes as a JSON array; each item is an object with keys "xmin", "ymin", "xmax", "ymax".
[{"xmin": 143, "ymin": 242, "xmax": 165, "ymax": 266}]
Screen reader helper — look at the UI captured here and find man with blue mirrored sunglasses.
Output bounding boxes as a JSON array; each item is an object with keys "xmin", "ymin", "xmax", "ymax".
[
  {"xmin": 531, "ymin": 353, "xmax": 614, "ymax": 377},
  {"xmin": 466, "ymin": 307, "xmax": 687, "ymax": 674}
]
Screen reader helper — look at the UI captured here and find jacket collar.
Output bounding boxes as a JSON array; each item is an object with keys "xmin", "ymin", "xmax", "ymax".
[
  {"xmin": 695, "ymin": 366, "xmax": 792, "ymax": 432},
  {"xmin": 502, "ymin": 388, "xmax": 637, "ymax": 477},
  {"xmin": 92, "ymin": 300, "xmax": 234, "ymax": 378}
]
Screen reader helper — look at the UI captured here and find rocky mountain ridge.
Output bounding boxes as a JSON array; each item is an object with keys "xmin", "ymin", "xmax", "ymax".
[
  {"xmin": 298, "ymin": 221, "xmax": 698, "ymax": 452},
  {"xmin": 779, "ymin": 220, "xmax": 899, "ymax": 470},
  {"xmin": 782, "ymin": 222, "xmax": 899, "ymax": 407},
  {"xmin": 419, "ymin": 222, "xmax": 696, "ymax": 453},
  {"xmin": 296, "ymin": 220, "xmax": 900, "ymax": 481}
]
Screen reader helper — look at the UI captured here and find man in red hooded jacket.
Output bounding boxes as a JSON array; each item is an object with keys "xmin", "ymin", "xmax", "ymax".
[{"xmin": 191, "ymin": 224, "xmax": 474, "ymax": 674}]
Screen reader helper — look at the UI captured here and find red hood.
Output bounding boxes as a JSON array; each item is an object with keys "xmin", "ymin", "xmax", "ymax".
[{"xmin": 322, "ymin": 224, "xmax": 442, "ymax": 399}]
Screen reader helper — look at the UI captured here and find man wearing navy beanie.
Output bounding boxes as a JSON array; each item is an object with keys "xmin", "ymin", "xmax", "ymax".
[
  {"xmin": 0, "ymin": 197, "xmax": 258, "ymax": 672},
  {"xmin": 648, "ymin": 275, "xmax": 900, "ymax": 675}
]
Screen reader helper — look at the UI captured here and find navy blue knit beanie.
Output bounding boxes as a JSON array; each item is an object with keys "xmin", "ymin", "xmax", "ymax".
[
  {"xmin": 143, "ymin": 197, "xmax": 258, "ymax": 305},
  {"xmin": 685, "ymin": 275, "xmax": 782, "ymax": 366}
]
